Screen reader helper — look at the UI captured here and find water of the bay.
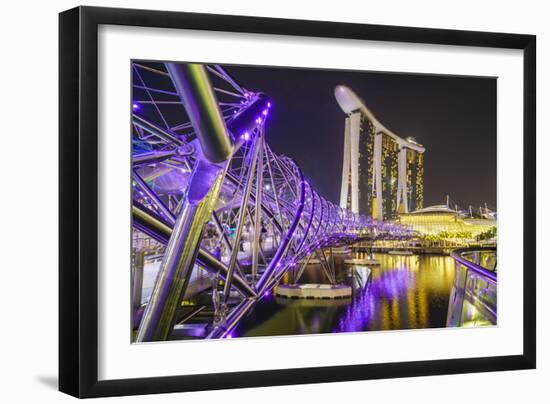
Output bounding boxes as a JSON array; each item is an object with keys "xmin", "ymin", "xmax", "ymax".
[{"xmin": 234, "ymin": 252, "xmax": 456, "ymax": 337}]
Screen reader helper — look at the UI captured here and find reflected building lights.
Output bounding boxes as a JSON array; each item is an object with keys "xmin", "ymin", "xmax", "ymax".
[{"xmin": 332, "ymin": 254, "xmax": 457, "ymax": 333}]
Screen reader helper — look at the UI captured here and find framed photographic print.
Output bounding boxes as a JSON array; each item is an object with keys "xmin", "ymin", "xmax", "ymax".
[{"xmin": 59, "ymin": 6, "xmax": 536, "ymax": 398}]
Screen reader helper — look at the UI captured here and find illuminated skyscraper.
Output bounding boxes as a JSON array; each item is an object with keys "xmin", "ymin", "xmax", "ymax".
[
  {"xmin": 340, "ymin": 113, "xmax": 376, "ymax": 217},
  {"xmin": 405, "ymin": 141, "xmax": 424, "ymax": 212},
  {"xmin": 336, "ymin": 85, "xmax": 425, "ymax": 220}
]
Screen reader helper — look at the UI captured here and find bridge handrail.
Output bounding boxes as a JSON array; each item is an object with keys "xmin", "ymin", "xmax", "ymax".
[{"xmin": 450, "ymin": 247, "xmax": 497, "ymax": 283}]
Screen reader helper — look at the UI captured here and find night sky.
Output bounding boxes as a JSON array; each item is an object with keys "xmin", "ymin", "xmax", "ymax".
[{"xmin": 225, "ymin": 65, "xmax": 497, "ymax": 210}]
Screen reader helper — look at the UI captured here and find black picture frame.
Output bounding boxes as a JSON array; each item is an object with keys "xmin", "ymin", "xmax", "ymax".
[{"xmin": 59, "ymin": 5, "xmax": 536, "ymax": 398}]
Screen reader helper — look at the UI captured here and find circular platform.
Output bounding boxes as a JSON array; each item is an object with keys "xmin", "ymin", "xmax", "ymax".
[
  {"xmin": 329, "ymin": 246, "xmax": 352, "ymax": 255},
  {"xmin": 275, "ymin": 283, "xmax": 352, "ymax": 299},
  {"xmin": 274, "ymin": 296, "xmax": 351, "ymax": 307}
]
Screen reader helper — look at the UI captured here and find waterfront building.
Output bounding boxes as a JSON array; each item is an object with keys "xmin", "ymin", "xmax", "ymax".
[{"xmin": 397, "ymin": 204, "xmax": 496, "ymax": 238}]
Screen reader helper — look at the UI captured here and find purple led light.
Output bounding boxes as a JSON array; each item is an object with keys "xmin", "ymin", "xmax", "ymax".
[
  {"xmin": 262, "ymin": 109, "xmax": 268, "ymax": 116},
  {"xmin": 267, "ymin": 101, "xmax": 271, "ymax": 108},
  {"xmin": 241, "ymin": 131, "xmax": 250, "ymax": 141},
  {"xmin": 132, "ymin": 103, "xmax": 139, "ymax": 110}
]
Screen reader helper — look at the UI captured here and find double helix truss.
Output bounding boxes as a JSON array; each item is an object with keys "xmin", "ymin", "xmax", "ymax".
[{"xmin": 131, "ymin": 62, "xmax": 410, "ymax": 341}]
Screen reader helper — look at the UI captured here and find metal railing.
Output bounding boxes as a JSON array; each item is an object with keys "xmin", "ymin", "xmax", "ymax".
[
  {"xmin": 450, "ymin": 247, "xmax": 497, "ymax": 281},
  {"xmin": 447, "ymin": 247, "xmax": 497, "ymax": 327}
]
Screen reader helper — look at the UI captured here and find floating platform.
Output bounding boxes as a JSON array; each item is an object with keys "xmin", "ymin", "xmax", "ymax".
[
  {"xmin": 329, "ymin": 246, "xmax": 352, "ymax": 255},
  {"xmin": 344, "ymin": 258, "xmax": 380, "ymax": 266},
  {"xmin": 275, "ymin": 283, "xmax": 352, "ymax": 299},
  {"xmin": 389, "ymin": 250, "xmax": 414, "ymax": 256},
  {"xmin": 274, "ymin": 296, "xmax": 351, "ymax": 307}
]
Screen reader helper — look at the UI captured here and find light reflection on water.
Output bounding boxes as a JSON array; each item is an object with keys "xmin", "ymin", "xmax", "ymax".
[{"xmin": 235, "ymin": 253, "xmax": 456, "ymax": 338}]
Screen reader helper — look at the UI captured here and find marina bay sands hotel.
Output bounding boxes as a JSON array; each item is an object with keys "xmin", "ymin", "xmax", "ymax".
[{"xmin": 335, "ymin": 85, "xmax": 425, "ymax": 221}]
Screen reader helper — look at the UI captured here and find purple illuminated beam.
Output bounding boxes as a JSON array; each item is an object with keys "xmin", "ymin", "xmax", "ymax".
[{"xmin": 256, "ymin": 163, "xmax": 306, "ymax": 294}]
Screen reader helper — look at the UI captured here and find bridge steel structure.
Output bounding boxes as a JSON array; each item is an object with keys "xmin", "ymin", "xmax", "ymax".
[{"xmin": 131, "ymin": 62, "xmax": 411, "ymax": 341}]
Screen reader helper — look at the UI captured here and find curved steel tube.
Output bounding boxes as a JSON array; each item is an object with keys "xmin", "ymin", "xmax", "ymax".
[{"xmin": 166, "ymin": 63, "xmax": 233, "ymax": 163}]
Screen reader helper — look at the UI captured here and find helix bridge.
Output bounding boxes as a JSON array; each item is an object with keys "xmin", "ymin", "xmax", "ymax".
[{"xmin": 131, "ymin": 62, "xmax": 414, "ymax": 341}]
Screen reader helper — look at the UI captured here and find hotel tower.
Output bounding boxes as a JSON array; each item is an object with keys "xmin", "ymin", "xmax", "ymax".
[{"xmin": 335, "ymin": 85, "xmax": 425, "ymax": 221}]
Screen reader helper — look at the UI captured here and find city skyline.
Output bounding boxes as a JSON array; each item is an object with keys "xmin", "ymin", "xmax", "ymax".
[{"xmin": 227, "ymin": 64, "xmax": 497, "ymax": 209}]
